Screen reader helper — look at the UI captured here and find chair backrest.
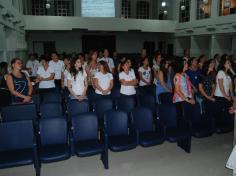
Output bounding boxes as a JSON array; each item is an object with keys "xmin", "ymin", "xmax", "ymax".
[
  {"xmin": 116, "ymin": 96, "xmax": 135, "ymax": 112},
  {"xmin": 159, "ymin": 92, "xmax": 173, "ymax": 104},
  {"xmin": 0, "ymin": 120, "xmax": 34, "ymax": 151},
  {"xmin": 42, "ymin": 92, "xmax": 62, "ymax": 103},
  {"xmin": 182, "ymin": 102, "xmax": 201, "ymax": 124},
  {"xmin": 131, "ymin": 107, "xmax": 154, "ymax": 132},
  {"xmin": 139, "ymin": 94, "xmax": 156, "ymax": 112},
  {"xmin": 72, "ymin": 113, "xmax": 98, "ymax": 141},
  {"xmin": 1, "ymin": 103, "xmax": 37, "ymax": 122},
  {"xmin": 40, "ymin": 118, "xmax": 68, "ymax": 146},
  {"xmin": 0, "ymin": 88, "xmax": 11, "ymax": 107},
  {"xmin": 158, "ymin": 104, "xmax": 177, "ymax": 128},
  {"xmin": 93, "ymin": 98, "xmax": 113, "ymax": 120},
  {"xmin": 68, "ymin": 100, "xmax": 89, "ymax": 116},
  {"xmin": 104, "ymin": 110, "xmax": 129, "ymax": 136},
  {"xmin": 40, "ymin": 102, "xmax": 63, "ymax": 118}
]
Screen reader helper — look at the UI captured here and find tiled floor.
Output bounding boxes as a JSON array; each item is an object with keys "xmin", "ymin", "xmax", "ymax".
[{"xmin": 0, "ymin": 133, "xmax": 234, "ymax": 176}]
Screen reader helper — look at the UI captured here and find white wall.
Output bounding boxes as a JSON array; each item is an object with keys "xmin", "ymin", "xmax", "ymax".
[
  {"xmin": 26, "ymin": 31, "xmax": 172, "ymax": 54},
  {"xmin": 0, "ymin": 0, "xmax": 27, "ymax": 62}
]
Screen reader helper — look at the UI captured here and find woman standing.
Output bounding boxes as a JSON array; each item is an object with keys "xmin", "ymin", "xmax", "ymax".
[
  {"xmin": 36, "ymin": 57, "xmax": 55, "ymax": 97},
  {"xmin": 6, "ymin": 58, "xmax": 33, "ymax": 103},
  {"xmin": 173, "ymin": 60, "xmax": 195, "ymax": 104},
  {"xmin": 86, "ymin": 50, "xmax": 98, "ymax": 89},
  {"xmin": 198, "ymin": 59, "xmax": 216, "ymax": 102},
  {"xmin": 61, "ymin": 56, "xmax": 71, "ymax": 91},
  {"xmin": 214, "ymin": 57, "xmax": 233, "ymax": 110},
  {"xmin": 67, "ymin": 57, "xmax": 88, "ymax": 101},
  {"xmin": 119, "ymin": 59, "xmax": 138, "ymax": 96},
  {"xmin": 0, "ymin": 62, "xmax": 8, "ymax": 89},
  {"xmin": 156, "ymin": 59, "xmax": 172, "ymax": 103},
  {"xmin": 153, "ymin": 52, "xmax": 162, "ymax": 85},
  {"xmin": 94, "ymin": 61, "xmax": 113, "ymax": 99}
]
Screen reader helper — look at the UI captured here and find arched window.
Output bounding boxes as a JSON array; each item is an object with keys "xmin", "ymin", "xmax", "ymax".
[
  {"xmin": 121, "ymin": 0, "xmax": 131, "ymax": 18},
  {"xmin": 197, "ymin": 0, "xmax": 212, "ymax": 19},
  {"xmin": 179, "ymin": 0, "xmax": 190, "ymax": 23},
  {"xmin": 136, "ymin": 1, "xmax": 150, "ymax": 19}
]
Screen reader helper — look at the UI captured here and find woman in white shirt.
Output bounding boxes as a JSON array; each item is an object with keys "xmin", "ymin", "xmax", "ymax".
[
  {"xmin": 214, "ymin": 57, "xmax": 233, "ymax": 115},
  {"xmin": 67, "ymin": 57, "xmax": 88, "ymax": 101},
  {"xmin": 36, "ymin": 57, "xmax": 55, "ymax": 99},
  {"xmin": 94, "ymin": 61, "xmax": 113, "ymax": 99},
  {"xmin": 138, "ymin": 57, "xmax": 152, "ymax": 86},
  {"xmin": 119, "ymin": 59, "xmax": 138, "ymax": 96}
]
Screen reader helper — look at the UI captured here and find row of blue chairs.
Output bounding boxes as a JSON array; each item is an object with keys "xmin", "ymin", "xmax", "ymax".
[{"xmin": 0, "ymin": 105, "xmax": 192, "ymax": 176}]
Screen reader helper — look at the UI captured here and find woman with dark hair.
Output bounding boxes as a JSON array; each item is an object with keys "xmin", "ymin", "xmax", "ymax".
[
  {"xmin": 119, "ymin": 59, "xmax": 138, "ymax": 96},
  {"xmin": 36, "ymin": 57, "xmax": 55, "ymax": 98},
  {"xmin": 94, "ymin": 61, "xmax": 113, "ymax": 99},
  {"xmin": 214, "ymin": 57, "xmax": 233, "ymax": 105},
  {"xmin": 155, "ymin": 59, "xmax": 172, "ymax": 103},
  {"xmin": 61, "ymin": 56, "xmax": 71, "ymax": 90},
  {"xmin": 138, "ymin": 57, "xmax": 152, "ymax": 87},
  {"xmin": 6, "ymin": 58, "xmax": 33, "ymax": 103},
  {"xmin": 186, "ymin": 57, "xmax": 202, "ymax": 93},
  {"xmin": 67, "ymin": 57, "xmax": 88, "ymax": 101},
  {"xmin": 173, "ymin": 59, "xmax": 195, "ymax": 104},
  {"xmin": 198, "ymin": 54, "xmax": 206, "ymax": 70},
  {"xmin": 85, "ymin": 50, "xmax": 98, "ymax": 89},
  {"xmin": 153, "ymin": 52, "xmax": 162, "ymax": 84},
  {"xmin": 198, "ymin": 59, "xmax": 216, "ymax": 102},
  {"xmin": 0, "ymin": 62, "xmax": 8, "ymax": 89}
]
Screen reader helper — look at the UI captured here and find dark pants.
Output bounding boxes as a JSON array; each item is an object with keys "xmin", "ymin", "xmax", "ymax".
[
  {"xmin": 39, "ymin": 88, "xmax": 56, "ymax": 102},
  {"xmin": 55, "ymin": 79, "xmax": 62, "ymax": 90}
]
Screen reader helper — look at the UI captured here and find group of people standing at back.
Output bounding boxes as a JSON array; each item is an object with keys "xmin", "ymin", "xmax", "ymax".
[{"xmin": 0, "ymin": 48, "xmax": 236, "ymax": 116}]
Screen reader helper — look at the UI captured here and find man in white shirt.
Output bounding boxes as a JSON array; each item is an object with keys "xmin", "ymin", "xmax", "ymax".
[
  {"xmin": 26, "ymin": 53, "xmax": 40, "ymax": 78},
  {"xmin": 49, "ymin": 52, "xmax": 64, "ymax": 89},
  {"xmin": 98, "ymin": 49, "xmax": 115, "ymax": 74}
]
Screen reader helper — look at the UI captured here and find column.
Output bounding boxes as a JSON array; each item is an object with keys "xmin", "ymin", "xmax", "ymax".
[
  {"xmin": 190, "ymin": 0, "xmax": 196, "ymax": 22},
  {"xmin": 211, "ymin": 0, "xmax": 219, "ymax": 18}
]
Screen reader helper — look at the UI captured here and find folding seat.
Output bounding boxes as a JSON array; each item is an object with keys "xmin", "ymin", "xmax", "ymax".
[
  {"xmin": 71, "ymin": 113, "xmax": 108, "ymax": 169},
  {"xmin": 93, "ymin": 98, "xmax": 113, "ymax": 126},
  {"xmin": 158, "ymin": 104, "xmax": 192, "ymax": 153},
  {"xmin": 1, "ymin": 103, "xmax": 37, "ymax": 122},
  {"xmin": 67, "ymin": 99, "xmax": 89, "ymax": 117},
  {"xmin": 41, "ymin": 91, "xmax": 62, "ymax": 104},
  {"xmin": 138, "ymin": 94, "xmax": 158, "ymax": 116},
  {"xmin": 203, "ymin": 100, "xmax": 234, "ymax": 134},
  {"xmin": 0, "ymin": 88, "xmax": 11, "ymax": 108},
  {"xmin": 104, "ymin": 110, "xmax": 137, "ymax": 152},
  {"xmin": 0, "ymin": 120, "xmax": 40, "ymax": 176},
  {"xmin": 40, "ymin": 102, "xmax": 63, "ymax": 118},
  {"xmin": 39, "ymin": 118, "xmax": 71, "ymax": 163},
  {"xmin": 182, "ymin": 102, "xmax": 214, "ymax": 138},
  {"xmin": 131, "ymin": 107, "xmax": 165, "ymax": 147},
  {"xmin": 158, "ymin": 92, "xmax": 174, "ymax": 104},
  {"xmin": 116, "ymin": 96, "xmax": 136, "ymax": 112}
]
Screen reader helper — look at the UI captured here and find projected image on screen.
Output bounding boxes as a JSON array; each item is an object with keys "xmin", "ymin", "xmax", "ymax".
[{"xmin": 82, "ymin": 0, "xmax": 115, "ymax": 17}]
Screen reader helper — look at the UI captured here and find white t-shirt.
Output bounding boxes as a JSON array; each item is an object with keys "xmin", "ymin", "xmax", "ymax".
[
  {"xmin": 94, "ymin": 72, "xmax": 113, "ymax": 95},
  {"xmin": 67, "ymin": 71, "xmax": 87, "ymax": 96},
  {"xmin": 63, "ymin": 69, "xmax": 70, "ymax": 87},
  {"xmin": 119, "ymin": 71, "xmax": 136, "ymax": 95},
  {"xmin": 49, "ymin": 60, "xmax": 64, "ymax": 80},
  {"xmin": 37, "ymin": 66, "xmax": 55, "ymax": 89},
  {"xmin": 138, "ymin": 66, "xmax": 151, "ymax": 86},
  {"xmin": 215, "ymin": 70, "xmax": 232, "ymax": 97},
  {"xmin": 98, "ymin": 57, "xmax": 115, "ymax": 72},
  {"xmin": 26, "ymin": 60, "xmax": 40, "ymax": 77}
]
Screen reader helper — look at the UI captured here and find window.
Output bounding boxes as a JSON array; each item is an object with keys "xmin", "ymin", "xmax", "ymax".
[
  {"xmin": 219, "ymin": 0, "xmax": 236, "ymax": 16},
  {"xmin": 197, "ymin": 0, "xmax": 212, "ymax": 19},
  {"xmin": 54, "ymin": 0, "xmax": 73, "ymax": 16},
  {"xmin": 136, "ymin": 1, "xmax": 149, "ymax": 19},
  {"xmin": 31, "ymin": 0, "xmax": 47, "ymax": 15},
  {"xmin": 179, "ymin": 0, "xmax": 190, "ymax": 23},
  {"xmin": 121, "ymin": 0, "xmax": 131, "ymax": 18},
  {"xmin": 81, "ymin": 0, "xmax": 115, "ymax": 17}
]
